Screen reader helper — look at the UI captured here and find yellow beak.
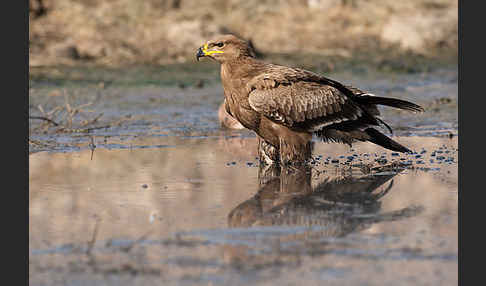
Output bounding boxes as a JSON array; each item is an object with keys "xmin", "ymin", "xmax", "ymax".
[{"xmin": 196, "ymin": 43, "xmax": 224, "ymax": 61}]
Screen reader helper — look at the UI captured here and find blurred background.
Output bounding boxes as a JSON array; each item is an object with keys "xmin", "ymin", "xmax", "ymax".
[{"xmin": 29, "ymin": 0, "xmax": 458, "ymax": 67}]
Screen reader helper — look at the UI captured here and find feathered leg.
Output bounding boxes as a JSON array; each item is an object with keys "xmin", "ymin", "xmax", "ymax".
[
  {"xmin": 279, "ymin": 137, "xmax": 313, "ymax": 166},
  {"xmin": 258, "ymin": 136, "xmax": 280, "ymax": 165},
  {"xmin": 258, "ymin": 162, "xmax": 281, "ymax": 188}
]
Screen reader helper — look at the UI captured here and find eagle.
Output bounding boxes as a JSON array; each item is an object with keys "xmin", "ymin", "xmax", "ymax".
[{"xmin": 196, "ymin": 35, "xmax": 424, "ymax": 165}]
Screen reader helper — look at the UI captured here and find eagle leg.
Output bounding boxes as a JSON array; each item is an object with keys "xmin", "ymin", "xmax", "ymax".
[
  {"xmin": 258, "ymin": 137, "xmax": 280, "ymax": 166},
  {"xmin": 257, "ymin": 163, "xmax": 281, "ymax": 187},
  {"xmin": 278, "ymin": 138, "xmax": 313, "ymax": 166}
]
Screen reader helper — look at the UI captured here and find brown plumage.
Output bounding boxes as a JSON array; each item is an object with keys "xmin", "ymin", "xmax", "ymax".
[
  {"xmin": 196, "ymin": 35, "xmax": 424, "ymax": 165},
  {"xmin": 218, "ymin": 99, "xmax": 245, "ymax": 130}
]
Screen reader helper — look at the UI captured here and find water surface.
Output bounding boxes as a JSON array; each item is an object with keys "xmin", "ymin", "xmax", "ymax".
[
  {"xmin": 30, "ymin": 135, "xmax": 457, "ymax": 285},
  {"xmin": 29, "ymin": 65, "xmax": 458, "ymax": 285}
]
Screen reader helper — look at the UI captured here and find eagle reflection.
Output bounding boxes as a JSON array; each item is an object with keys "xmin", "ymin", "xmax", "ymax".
[{"xmin": 228, "ymin": 164, "xmax": 422, "ymax": 237}]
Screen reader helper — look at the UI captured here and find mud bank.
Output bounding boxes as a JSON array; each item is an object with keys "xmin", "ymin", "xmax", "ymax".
[{"xmin": 28, "ymin": 65, "xmax": 457, "ymax": 154}]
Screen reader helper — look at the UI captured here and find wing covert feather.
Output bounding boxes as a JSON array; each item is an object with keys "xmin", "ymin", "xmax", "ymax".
[{"xmin": 248, "ymin": 72, "xmax": 363, "ymax": 130}]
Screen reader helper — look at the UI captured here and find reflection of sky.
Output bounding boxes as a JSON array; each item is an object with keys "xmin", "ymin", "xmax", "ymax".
[
  {"xmin": 29, "ymin": 135, "xmax": 457, "ymax": 285},
  {"xmin": 30, "ymin": 136, "xmax": 457, "ymax": 246}
]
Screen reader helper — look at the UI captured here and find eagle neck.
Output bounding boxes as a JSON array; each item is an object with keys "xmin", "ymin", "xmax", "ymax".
[
  {"xmin": 220, "ymin": 57, "xmax": 261, "ymax": 115},
  {"xmin": 221, "ymin": 57, "xmax": 262, "ymax": 83}
]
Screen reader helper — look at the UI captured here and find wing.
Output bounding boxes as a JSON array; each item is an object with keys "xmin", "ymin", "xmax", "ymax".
[{"xmin": 247, "ymin": 71, "xmax": 367, "ymax": 131}]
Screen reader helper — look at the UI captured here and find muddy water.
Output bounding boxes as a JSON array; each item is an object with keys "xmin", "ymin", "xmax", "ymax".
[
  {"xmin": 28, "ymin": 66, "xmax": 457, "ymax": 152},
  {"xmin": 30, "ymin": 135, "xmax": 457, "ymax": 285},
  {"xmin": 29, "ymin": 65, "xmax": 457, "ymax": 285}
]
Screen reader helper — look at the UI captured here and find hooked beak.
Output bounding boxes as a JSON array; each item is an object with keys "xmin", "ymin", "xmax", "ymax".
[
  {"xmin": 196, "ymin": 43, "xmax": 224, "ymax": 61},
  {"xmin": 196, "ymin": 47, "xmax": 205, "ymax": 61}
]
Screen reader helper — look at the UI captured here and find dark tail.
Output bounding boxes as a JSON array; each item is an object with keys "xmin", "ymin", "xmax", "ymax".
[
  {"xmin": 364, "ymin": 128, "xmax": 412, "ymax": 153},
  {"xmin": 316, "ymin": 127, "xmax": 412, "ymax": 153},
  {"xmin": 355, "ymin": 95, "xmax": 424, "ymax": 113}
]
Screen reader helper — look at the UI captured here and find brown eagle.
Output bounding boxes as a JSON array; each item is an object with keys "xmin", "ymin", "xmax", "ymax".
[{"xmin": 196, "ymin": 35, "xmax": 424, "ymax": 165}]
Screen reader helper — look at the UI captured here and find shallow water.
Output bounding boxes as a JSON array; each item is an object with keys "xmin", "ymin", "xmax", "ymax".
[
  {"xmin": 29, "ymin": 135, "xmax": 457, "ymax": 285},
  {"xmin": 29, "ymin": 65, "xmax": 458, "ymax": 285},
  {"xmin": 28, "ymin": 66, "xmax": 457, "ymax": 153}
]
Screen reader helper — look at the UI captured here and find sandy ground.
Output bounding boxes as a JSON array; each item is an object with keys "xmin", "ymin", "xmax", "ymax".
[{"xmin": 29, "ymin": 0, "xmax": 457, "ymax": 66}]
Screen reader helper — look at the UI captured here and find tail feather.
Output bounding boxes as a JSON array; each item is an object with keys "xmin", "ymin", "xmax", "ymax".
[
  {"xmin": 364, "ymin": 128, "xmax": 412, "ymax": 153},
  {"xmin": 355, "ymin": 95, "xmax": 424, "ymax": 113},
  {"xmin": 315, "ymin": 128, "xmax": 412, "ymax": 154}
]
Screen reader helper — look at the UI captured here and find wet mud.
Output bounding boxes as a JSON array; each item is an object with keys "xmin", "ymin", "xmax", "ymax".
[
  {"xmin": 28, "ymin": 65, "xmax": 457, "ymax": 154},
  {"xmin": 29, "ymin": 65, "xmax": 457, "ymax": 285}
]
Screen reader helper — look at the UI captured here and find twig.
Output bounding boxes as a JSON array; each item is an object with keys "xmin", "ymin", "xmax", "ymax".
[
  {"xmin": 55, "ymin": 125, "xmax": 111, "ymax": 133},
  {"xmin": 29, "ymin": 116, "xmax": 59, "ymax": 126},
  {"xmin": 37, "ymin": 104, "xmax": 46, "ymax": 116},
  {"xmin": 81, "ymin": 113, "xmax": 104, "ymax": 127},
  {"xmin": 89, "ymin": 136, "xmax": 96, "ymax": 160},
  {"xmin": 120, "ymin": 230, "xmax": 153, "ymax": 253},
  {"xmin": 86, "ymin": 218, "xmax": 101, "ymax": 255}
]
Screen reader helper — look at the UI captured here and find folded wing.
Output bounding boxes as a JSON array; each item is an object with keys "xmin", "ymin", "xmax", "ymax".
[{"xmin": 247, "ymin": 71, "xmax": 366, "ymax": 131}]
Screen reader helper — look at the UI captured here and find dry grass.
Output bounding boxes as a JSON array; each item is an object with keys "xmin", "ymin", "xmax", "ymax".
[
  {"xmin": 28, "ymin": 89, "xmax": 133, "ymax": 151},
  {"xmin": 29, "ymin": 0, "xmax": 457, "ymax": 67}
]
